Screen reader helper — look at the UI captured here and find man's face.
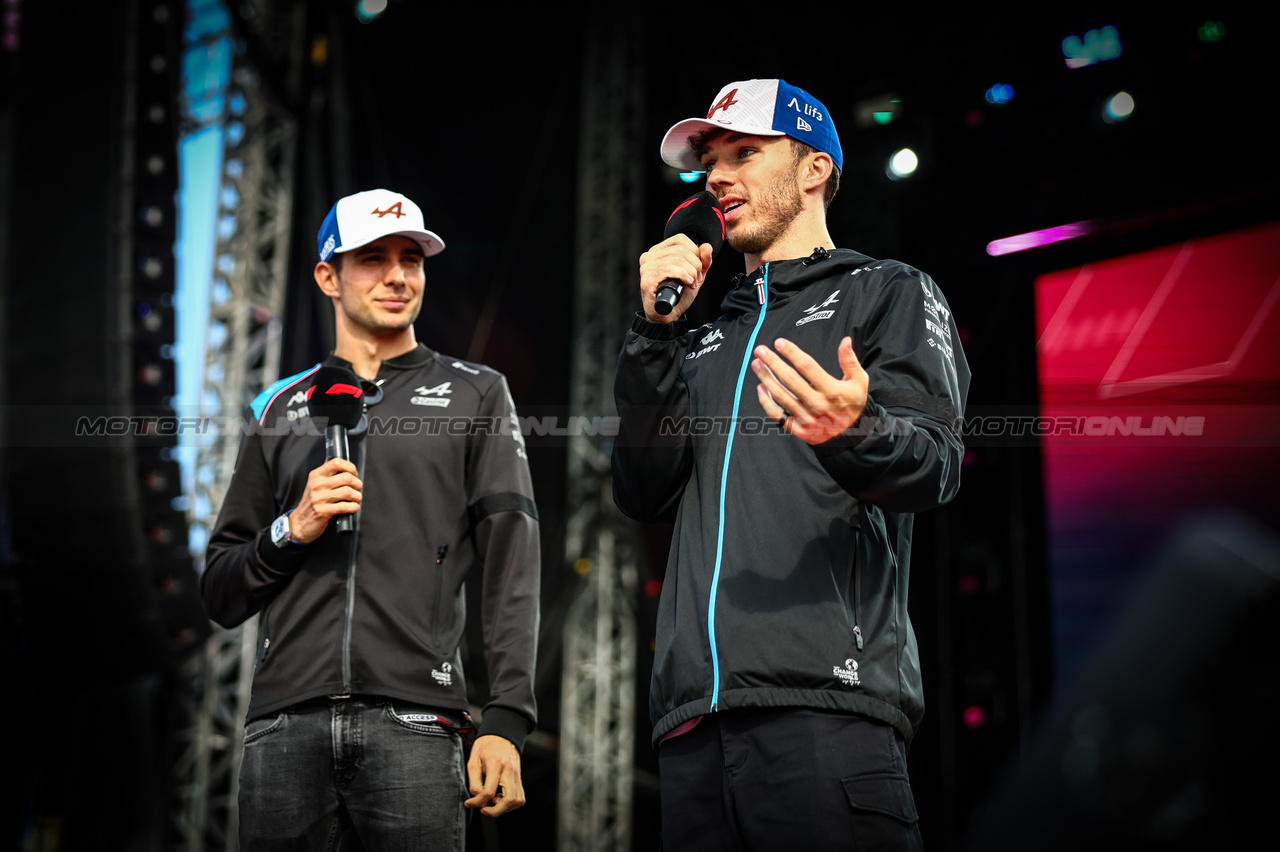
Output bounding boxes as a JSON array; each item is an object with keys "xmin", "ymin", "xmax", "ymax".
[
  {"xmin": 326, "ymin": 235, "xmax": 426, "ymax": 335},
  {"xmin": 699, "ymin": 133, "xmax": 804, "ymax": 256}
]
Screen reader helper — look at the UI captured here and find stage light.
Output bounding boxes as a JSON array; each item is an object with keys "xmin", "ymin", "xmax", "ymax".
[
  {"xmin": 985, "ymin": 84, "xmax": 1014, "ymax": 105},
  {"xmin": 962, "ymin": 705, "xmax": 987, "ymax": 729},
  {"xmin": 1198, "ymin": 20, "xmax": 1226, "ymax": 43},
  {"xmin": 855, "ymin": 93, "xmax": 902, "ymax": 128},
  {"xmin": 678, "ymin": 171, "xmax": 704, "ymax": 183},
  {"xmin": 887, "ymin": 147, "xmax": 918, "ymax": 180},
  {"xmin": 1104, "ymin": 91, "xmax": 1134, "ymax": 123},
  {"xmin": 986, "ymin": 221, "xmax": 1095, "ymax": 256},
  {"xmin": 355, "ymin": 0, "xmax": 388, "ymax": 23},
  {"xmin": 1062, "ymin": 25, "xmax": 1122, "ymax": 69}
]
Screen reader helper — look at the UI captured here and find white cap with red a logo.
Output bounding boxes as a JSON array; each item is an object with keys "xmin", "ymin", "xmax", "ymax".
[{"xmin": 317, "ymin": 188, "xmax": 445, "ymax": 261}]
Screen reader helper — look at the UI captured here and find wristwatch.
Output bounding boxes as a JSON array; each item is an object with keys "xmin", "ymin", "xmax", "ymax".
[{"xmin": 270, "ymin": 513, "xmax": 295, "ymax": 549}]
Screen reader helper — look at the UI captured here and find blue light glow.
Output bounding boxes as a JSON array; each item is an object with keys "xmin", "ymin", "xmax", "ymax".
[{"xmin": 985, "ymin": 84, "xmax": 1014, "ymax": 105}]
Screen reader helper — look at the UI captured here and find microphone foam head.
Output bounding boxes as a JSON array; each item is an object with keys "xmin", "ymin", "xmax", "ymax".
[
  {"xmin": 663, "ymin": 190, "xmax": 725, "ymax": 257},
  {"xmin": 307, "ymin": 366, "xmax": 365, "ymax": 428}
]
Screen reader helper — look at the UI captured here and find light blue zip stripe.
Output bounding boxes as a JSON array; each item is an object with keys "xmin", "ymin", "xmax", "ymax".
[{"xmin": 708, "ymin": 263, "xmax": 770, "ymax": 712}]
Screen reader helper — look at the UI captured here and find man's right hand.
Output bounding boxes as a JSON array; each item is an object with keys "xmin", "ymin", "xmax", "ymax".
[
  {"xmin": 638, "ymin": 235, "xmax": 714, "ymax": 323},
  {"xmin": 288, "ymin": 458, "xmax": 362, "ymax": 543}
]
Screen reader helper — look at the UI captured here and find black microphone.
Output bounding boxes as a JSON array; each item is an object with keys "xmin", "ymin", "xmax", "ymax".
[
  {"xmin": 307, "ymin": 366, "xmax": 365, "ymax": 534},
  {"xmin": 654, "ymin": 190, "xmax": 726, "ymax": 316}
]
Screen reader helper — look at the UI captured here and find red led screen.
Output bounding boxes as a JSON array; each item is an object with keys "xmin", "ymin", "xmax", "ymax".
[{"xmin": 1034, "ymin": 220, "xmax": 1280, "ymax": 684}]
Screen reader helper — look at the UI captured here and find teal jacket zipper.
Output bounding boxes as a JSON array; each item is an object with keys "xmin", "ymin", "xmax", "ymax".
[{"xmin": 708, "ymin": 263, "xmax": 771, "ymax": 712}]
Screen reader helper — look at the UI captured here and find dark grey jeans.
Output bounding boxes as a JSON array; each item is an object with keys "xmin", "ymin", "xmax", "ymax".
[{"xmin": 238, "ymin": 696, "xmax": 467, "ymax": 852}]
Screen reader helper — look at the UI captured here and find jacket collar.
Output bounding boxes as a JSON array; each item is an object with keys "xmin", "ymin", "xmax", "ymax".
[
  {"xmin": 324, "ymin": 342, "xmax": 435, "ymax": 372},
  {"xmin": 720, "ymin": 247, "xmax": 875, "ymax": 314}
]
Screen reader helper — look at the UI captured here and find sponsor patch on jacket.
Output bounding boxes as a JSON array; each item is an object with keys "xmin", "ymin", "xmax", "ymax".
[
  {"xmin": 833, "ymin": 658, "xmax": 861, "ymax": 687},
  {"xmin": 797, "ymin": 291, "xmax": 840, "ymax": 325},
  {"xmin": 412, "ymin": 382, "xmax": 452, "ymax": 407}
]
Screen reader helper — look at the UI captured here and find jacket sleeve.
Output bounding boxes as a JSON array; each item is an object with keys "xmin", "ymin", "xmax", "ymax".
[
  {"xmin": 467, "ymin": 376, "xmax": 541, "ymax": 750},
  {"xmin": 611, "ymin": 312, "xmax": 695, "ymax": 523},
  {"xmin": 812, "ymin": 267, "xmax": 970, "ymax": 513},
  {"xmin": 200, "ymin": 413, "xmax": 309, "ymax": 628}
]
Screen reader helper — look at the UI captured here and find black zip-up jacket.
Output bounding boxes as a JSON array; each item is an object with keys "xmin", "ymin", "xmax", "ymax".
[
  {"xmin": 202, "ymin": 344, "xmax": 540, "ymax": 749},
  {"xmin": 612, "ymin": 248, "xmax": 969, "ymax": 746}
]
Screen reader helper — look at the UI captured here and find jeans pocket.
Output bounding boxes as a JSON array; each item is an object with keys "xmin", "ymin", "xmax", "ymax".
[
  {"xmin": 243, "ymin": 713, "xmax": 285, "ymax": 745},
  {"xmin": 386, "ymin": 701, "xmax": 452, "ymax": 736}
]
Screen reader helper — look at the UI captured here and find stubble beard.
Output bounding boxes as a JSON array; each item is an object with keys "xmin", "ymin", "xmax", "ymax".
[
  {"xmin": 337, "ymin": 279, "xmax": 421, "ymax": 336},
  {"xmin": 726, "ymin": 169, "xmax": 804, "ymax": 256}
]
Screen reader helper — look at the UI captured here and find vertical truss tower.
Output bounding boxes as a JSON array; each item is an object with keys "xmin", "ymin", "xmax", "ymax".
[
  {"xmin": 557, "ymin": 12, "xmax": 647, "ymax": 852},
  {"xmin": 169, "ymin": 1, "xmax": 303, "ymax": 849}
]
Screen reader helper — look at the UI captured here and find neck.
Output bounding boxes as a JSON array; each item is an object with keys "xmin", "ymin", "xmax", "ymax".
[
  {"xmin": 334, "ymin": 326, "xmax": 419, "ymax": 380},
  {"xmin": 742, "ymin": 204, "xmax": 834, "ymax": 275}
]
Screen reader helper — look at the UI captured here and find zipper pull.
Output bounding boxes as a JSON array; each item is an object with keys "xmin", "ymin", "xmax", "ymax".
[
  {"xmin": 853, "ymin": 625, "xmax": 863, "ymax": 651},
  {"xmin": 436, "ymin": 545, "xmax": 448, "ymax": 565}
]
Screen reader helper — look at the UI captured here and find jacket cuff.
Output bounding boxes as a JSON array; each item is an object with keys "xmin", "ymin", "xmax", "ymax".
[
  {"xmin": 630, "ymin": 311, "xmax": 687, "ymax": 340},
  {"xmin": 812, "ymin": 396, "xmax": 888, "ymax": 455},
  {"xmin": 477, "ymin": 706, "xmax": 534, "ymax": 753},
  {"xmin": 253, "ymin": 528, "xmax": 309, "ymax": 573}
]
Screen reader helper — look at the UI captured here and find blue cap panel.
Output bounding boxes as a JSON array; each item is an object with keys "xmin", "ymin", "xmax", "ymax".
[
  {"xmin": 771, "ymin": 79, "xmax": 844, "ymax": 171},
  {"xmin": 317, "ymin": 205, "xmax": 342, "ymax": 261}
]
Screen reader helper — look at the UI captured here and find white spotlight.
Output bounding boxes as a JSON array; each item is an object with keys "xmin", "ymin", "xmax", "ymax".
[
  {"xmin": 888, "ymin": 148, "xmax": 919, "ymax": 180},
  {"xmin": 1105, "ymin": 91, "xmax": 1135, "ymax": 123}
]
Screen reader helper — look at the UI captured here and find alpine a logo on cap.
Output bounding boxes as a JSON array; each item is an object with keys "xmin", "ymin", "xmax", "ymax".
[
  {"xmin": 371, "ymin": 201, "xmax": 407, "ymax": 219},
  {"xmin": 706, "ymin": 88, "xmax": 739, "ymax": 118}
]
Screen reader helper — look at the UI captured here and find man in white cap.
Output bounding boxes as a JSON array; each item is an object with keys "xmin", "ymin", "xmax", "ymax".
[
  {"xmin": 612, "ymin": 81, "xmax": 970, "ymax": 849},
  {"xmin": 203, "ymin": 189, "xmax": 540, "ymax": 850}
]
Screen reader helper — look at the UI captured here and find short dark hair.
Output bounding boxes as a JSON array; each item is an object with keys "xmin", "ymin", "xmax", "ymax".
[
  {"xmin": 789, "ymin": 138, "xmax": 840, "ymax": 210},
  {"xmin": 686, "ymin": 129, "xmax": 840, "ymax": 209},
  {"xmin": 328, "ymin": 251, "xmax": 345, "ymax": 271}
]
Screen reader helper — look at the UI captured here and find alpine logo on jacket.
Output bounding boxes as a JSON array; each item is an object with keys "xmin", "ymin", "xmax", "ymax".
[
  {"xmin": 796, "ymin": 290, "xmax": 840, "ymax": 326},
  {"xmin": 411, "ymin": 382, "xmax": 452, "ymax": 407}
]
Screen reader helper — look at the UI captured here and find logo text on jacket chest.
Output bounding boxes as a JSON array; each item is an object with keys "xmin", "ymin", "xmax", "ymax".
[
  {"xmin": 412, "ymin": 382, "xmax": 452, "ymax": 407},
  {"xmin": 686, "ymin": 328, "xmax": 725, "ymax": 361},
  {"xmin": 796, "ymin": 290, "xmax": 841, "ymax": 326},
  {"xmin": 834, "ymin": 658, "xmax": 861, "ymax": 687}
]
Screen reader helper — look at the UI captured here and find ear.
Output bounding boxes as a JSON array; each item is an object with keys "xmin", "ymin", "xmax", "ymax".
[
  {"xmin": 799, "ymin": 151, "xmax": 833, "ymax": 195},
  {"xmin": 314, "ymin": 261, "xmax": 341, "ymax": 298}
]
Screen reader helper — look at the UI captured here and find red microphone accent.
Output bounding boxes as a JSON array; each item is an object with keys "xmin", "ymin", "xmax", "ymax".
[{"xmin": 325, "ymin": 383, "xmax": 363, "ymax": 398}]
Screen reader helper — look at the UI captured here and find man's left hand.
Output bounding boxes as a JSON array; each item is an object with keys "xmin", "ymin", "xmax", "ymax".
[
  {"xmin": 752, "ymin": 336, "xmax": 869, "ymax": 445},
  {"xmin": 465, "ymin": 735, "xmax": 526, "ymax": 817}
]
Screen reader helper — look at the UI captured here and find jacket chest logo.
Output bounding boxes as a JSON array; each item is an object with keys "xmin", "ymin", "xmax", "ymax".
[
  {"xmin": 411, "ymin": 382, "xmax": 452, "ymax": 407},
  {"xmin": 796, "ymin": 290, "xmax": 840, "ymax": 326},
  {"xmin": 687, "ymin": 328, "xmax": 725, "ymax": 361}
]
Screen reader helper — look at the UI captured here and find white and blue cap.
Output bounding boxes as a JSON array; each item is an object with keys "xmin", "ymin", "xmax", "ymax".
[
  {"xmin": 659, "ymin": 79, "xmax": 843, "ymax": 173},
  {"xmin": 316, "ymin": 188, "xmax": 445, "ymax": 262}
]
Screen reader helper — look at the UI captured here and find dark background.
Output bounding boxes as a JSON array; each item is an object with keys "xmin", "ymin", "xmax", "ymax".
[{"xmin": 3, "ymin": 2, "xmax": 1278, "ymax": 850}]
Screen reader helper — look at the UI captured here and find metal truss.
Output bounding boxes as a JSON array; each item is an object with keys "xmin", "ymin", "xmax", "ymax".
[
  {"xmin": 557, "ymin": 12, "xmax": 647, "ymax": 852},
  {"xmin": 170, "ymin": 1, "xmax": 302, "ymax": 848}
]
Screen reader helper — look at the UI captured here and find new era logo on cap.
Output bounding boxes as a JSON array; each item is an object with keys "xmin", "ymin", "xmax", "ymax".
[
  {"xmin": 659, "ymin": 79, "xmax": 843, "ymax": 173},
  {"xmin": 316, "ymin": 188, "xmax": 446, "ymax": 261}
]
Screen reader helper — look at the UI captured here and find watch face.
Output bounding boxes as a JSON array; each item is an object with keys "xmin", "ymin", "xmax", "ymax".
[{"xmin": 271, "ymin": 515, "xmax": 290, "ymax": 545}]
